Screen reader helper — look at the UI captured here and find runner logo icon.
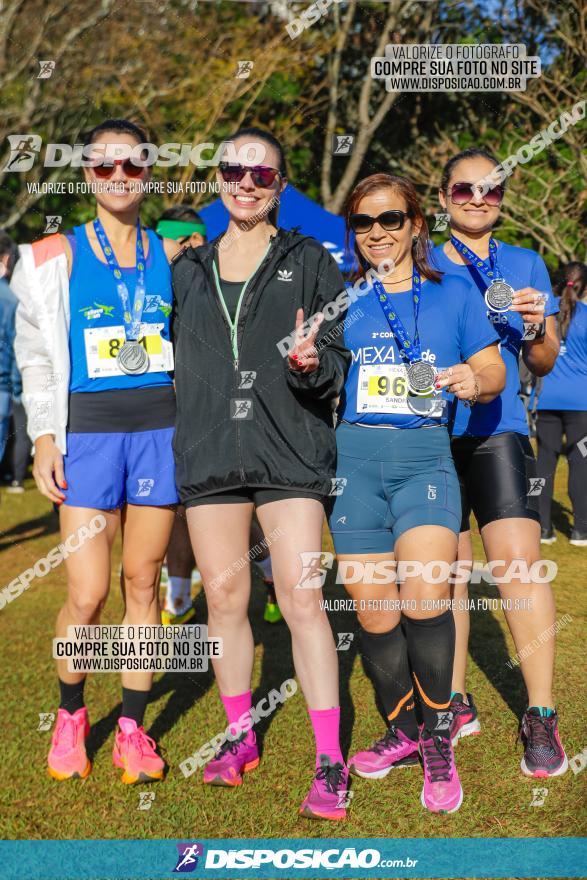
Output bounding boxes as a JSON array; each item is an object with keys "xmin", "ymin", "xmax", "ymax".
[
  {"xmin": 173, "ymin": 843, "xmax": 204, "ymax": 873},
  {"xmin": 137, "ymin": 479, "xmax": 155, "ymax": 497}
]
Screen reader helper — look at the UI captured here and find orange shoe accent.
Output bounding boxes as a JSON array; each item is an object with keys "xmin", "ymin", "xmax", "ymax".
[
  {"xmin": 413, "ymin": 673, "xmax": 451, "ymax": 710},
  {"xmin": 47, "ymin": 707, "xmax": 91, "ymax": 781},
  {"xmin": 48, "ymin": 759, "xmax": 91, "ymax": 781},
  {"xmin": 387, "ymin": 688, "xmax": 415, "ymax": 722},
  {"xmin": 112, "ymin": 717, "xmax": 165, "ymax": 785}
]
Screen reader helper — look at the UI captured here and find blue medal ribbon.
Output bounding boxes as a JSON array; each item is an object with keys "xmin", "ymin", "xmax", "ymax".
[
  {"xmin": 450, "ymin": 236, "xmax": 503, "ymax": 284},
  {"xmin": 371, "ymin": 268, "xmax": 423, "ymax": 365},
  {"xmin": 93, "ymin": 218, "xmax": 146, "ymax": 341}
]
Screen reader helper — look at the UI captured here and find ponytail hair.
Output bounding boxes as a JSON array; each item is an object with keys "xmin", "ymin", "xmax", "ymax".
[{"xmin": 557, "ymin": 261, "xmax": 587, "ymax": 340}]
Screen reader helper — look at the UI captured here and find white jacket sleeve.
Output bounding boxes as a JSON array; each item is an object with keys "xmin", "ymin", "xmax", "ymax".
[{"xmin": 12, "ymin": 244, "xmax": 65, "ymax": 448}]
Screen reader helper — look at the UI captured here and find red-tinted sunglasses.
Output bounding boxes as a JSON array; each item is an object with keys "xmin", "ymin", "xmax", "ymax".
[
  {"xmin": 449, "ymin": 181, "xmax": 505, "ymax": 207},
  {"xmin": 218, "ymin": 162, "xmax": 280, "ymax": 188},
  {"xmin": 90, "ymin": 158, "xmax": 146, "ymax": 179}
]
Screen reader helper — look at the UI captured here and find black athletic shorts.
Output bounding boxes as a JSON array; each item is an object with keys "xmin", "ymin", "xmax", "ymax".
[
  {"xmin": 185, "ymin": 488, "xmax": 324, "ymax": 508},
  {"xmin": 451, "ymin": 431, "xmax": 541, "ymax": 533}
]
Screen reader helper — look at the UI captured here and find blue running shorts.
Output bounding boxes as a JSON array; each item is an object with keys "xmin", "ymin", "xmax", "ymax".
[{"xmin": 328, "ymin": 422, "xmax": 461, "ymax": 555}]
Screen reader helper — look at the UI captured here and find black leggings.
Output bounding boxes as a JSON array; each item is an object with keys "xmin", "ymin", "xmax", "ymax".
[{"xmin": 536, "ymin": 409, "xmax": 587, "ymax": 532}]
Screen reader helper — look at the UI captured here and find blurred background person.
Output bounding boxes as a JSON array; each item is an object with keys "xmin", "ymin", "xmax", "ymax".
[
  {"xmin": 537, "ymin": 261, "xmax": 587, "ymax": 547},
  {"xmin": 0, "ymin": 230, "xmax": 20, "ymax": 471}
]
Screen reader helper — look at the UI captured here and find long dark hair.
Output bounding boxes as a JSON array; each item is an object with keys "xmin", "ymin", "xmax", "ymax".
[
  {"xmin": 440, "ymin": 147, "xmax": 503, "ymax": 193},
  {"xmin": 223, "ymin": 126, "xmax": 287, "ymax": 228},
  {"xmin": 344, "ymin": 173, "xmax": 441, "ymax": 283},
  {"xmin": 557, "ymin": 261, "xmax": 587, "ymax": 340}
]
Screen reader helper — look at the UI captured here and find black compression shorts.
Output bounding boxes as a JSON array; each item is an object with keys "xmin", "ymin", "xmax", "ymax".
[{"xmin": 451, "ymin": 432, "xmax": 541, "ymax": 533}]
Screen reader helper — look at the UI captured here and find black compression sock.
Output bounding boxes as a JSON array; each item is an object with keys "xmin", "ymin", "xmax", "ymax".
[
  {"xmin": 402, "ymin": 611, "xmax": 455, "ymax": 734},
  {"xmin": 121, "ymin": 687, "xmax": 150, "ymax": 726},
  {"xmin": 360, "ymin": 624, "xmax": 418, "ymax": 740},
  {"xmin": 59, "ymin": 678, "xmax": 86, "ymax": 714}
]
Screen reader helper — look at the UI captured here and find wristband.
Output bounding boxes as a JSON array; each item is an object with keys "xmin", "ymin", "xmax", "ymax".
[{"xmin": 523, "ymin": 321, "xmax": 546, "ymax": 341}]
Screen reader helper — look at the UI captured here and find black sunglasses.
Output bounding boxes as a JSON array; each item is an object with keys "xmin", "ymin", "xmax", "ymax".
[{"xmin": 349, "ymin": 210, "xmax": 410, "ymax": 235}]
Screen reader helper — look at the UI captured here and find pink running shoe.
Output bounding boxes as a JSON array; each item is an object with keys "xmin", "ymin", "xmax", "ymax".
[
  {"xmin": 112, "ymin": 717, "xmax": 165, "ymax": 784},
  {"xmin": 450, "ymin": 692, "xmax": 481, "ymax": 746},
  {"xmin": 349, "ymin": 725, "xmax": 419, "ymax": 778},
  {"xmin": 48, "ymin": 707, "xmax": 91, "ymax": 781},
  {"xmin": 203, "ymin": 733, "xmax": 259, "ymax": 787},
  {"xmin": 299, "ymin": 755, "xmax": 349, "ymax": 821},
  {"xmin": 419, "ymin": 729, "xmax": 463, "ymax": 814}
]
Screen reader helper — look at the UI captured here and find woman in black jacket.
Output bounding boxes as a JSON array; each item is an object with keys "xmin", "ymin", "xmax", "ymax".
[{"xmin": 172, "ymin": 127, "xmax": 351, "ymax": 821}]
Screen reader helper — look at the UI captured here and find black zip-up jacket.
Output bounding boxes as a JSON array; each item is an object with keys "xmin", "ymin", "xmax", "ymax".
[{"xmin": 171, "ymin": 228, "xmax": 351, "ymax": 503}]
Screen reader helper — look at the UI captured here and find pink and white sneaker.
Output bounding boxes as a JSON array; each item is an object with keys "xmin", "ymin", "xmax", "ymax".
[
  {"xmin": 112, "ymin": 717, "xmax": 165, "ymax": 784},
  {"xmin": 449, "ymin": 692, "xmax": 481, "ymax": 746},
  {"xmin": 349, "ymin": 725, "xmax": 419, "ymax": 778},
  {"xmin": 299, "ymin": 755, "xmax": 349, "ymax": 821},
  {"xmin": 203, "ymin": 733, "xmax": 260, "ymax": 787},
  {"xmin": 419, "ymin": 729, "xmax": 463, "ymax": 813},
  {"xmin": 47, "ymin": 707, "xmax": 91, "ymax": 781}
]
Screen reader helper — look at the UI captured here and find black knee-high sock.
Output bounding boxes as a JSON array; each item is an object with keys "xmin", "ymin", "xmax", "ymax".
[
  {"xmin": 59, "ymin": 678, "xmax": 86, "ymax": 713},
  {"xmin": 121, "ymin": 688, "xmax": 150, "ymax": 726},
  {"xmin": 360, "ymin": 624, "xmax": 418, "ymax": 740},
  {"xmin": 402, "ymin": 611, "xmax": 455, "ymax": 735}
]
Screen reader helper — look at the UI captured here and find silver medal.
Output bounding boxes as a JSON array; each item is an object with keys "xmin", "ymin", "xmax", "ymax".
[
  {"xmin": 117, "ymin": 340, "xmax": 149, "ymax": 375},
  {"xmin": 406, "ymin": 360, "xmax": 436, "ymax": 396},
  {"xmin": 484, "ymin": 280, "xmax": 514, "ymax": 312}
]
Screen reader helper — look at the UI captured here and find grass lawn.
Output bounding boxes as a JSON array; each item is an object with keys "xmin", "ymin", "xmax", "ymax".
[{"xmin": 0, "ymin": 457, "xmax": 585, "ymax": 854}]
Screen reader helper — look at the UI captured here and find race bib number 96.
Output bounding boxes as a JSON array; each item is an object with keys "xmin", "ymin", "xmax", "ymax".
[{"xmin": 357, "ymin": 363, "xmax": 443, "ymax": 417}]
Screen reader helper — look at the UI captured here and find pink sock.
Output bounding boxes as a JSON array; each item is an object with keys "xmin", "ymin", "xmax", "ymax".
[
  {"xmin": 221, "ymin": 691, "xmax": 255, "ymax": 743},
  {"xmin": 308, "ymin": 707, "xmax": 344, "ymax": 768}
]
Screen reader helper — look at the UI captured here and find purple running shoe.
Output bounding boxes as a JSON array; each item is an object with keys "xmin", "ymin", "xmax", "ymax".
[
  {"xmin": 299, "ymin": 755, "xmax": 349, "ymax": 821},
  {"xmin": 203, "ymin": 732, "xmax": 259, "ymax": 787}
]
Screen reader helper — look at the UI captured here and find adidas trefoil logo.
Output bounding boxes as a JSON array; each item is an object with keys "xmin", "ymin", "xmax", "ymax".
[{"xmin": 277, "ymin": 268, "xmax": 293, "ymax": 282}]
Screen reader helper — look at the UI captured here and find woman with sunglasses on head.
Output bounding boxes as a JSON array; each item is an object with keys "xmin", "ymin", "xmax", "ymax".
[
  {"xmin": 536, "ymin": 261, "xmax": 587, "ymax": 547},
  {"xmin": 329, "ymin": 173, "xmax": 505, "ymax": 814},
  {"xmin": 13, "ymin": 118, "xmax": 181, "ymax": 784},
  {"xmin": 172, "ymin": 127, "xmax": 351, "ymax": 820},
  {"xmin": 433, "ymin": 148, "xmax": 568, "ymax": 779}
]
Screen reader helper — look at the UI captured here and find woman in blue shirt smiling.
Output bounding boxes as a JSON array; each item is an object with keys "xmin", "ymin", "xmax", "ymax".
[
  {"xmin": 329, "ymin": 173, "xmax": 504, "ymax": 814},
  {"xmin": 433, "ymin": 147, "xmax": 567, "ymax": 779}
]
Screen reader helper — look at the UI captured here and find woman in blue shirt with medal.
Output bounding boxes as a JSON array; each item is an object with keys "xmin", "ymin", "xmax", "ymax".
[
  {"xmin": 433, "ymin": 148, "xmax": 568, "ymax": 779},
  {"xmin": 329, "ymin": 173, "xmax": 505, "ymax": 813},
  {"xmin": 15, "ymin": 118, "xmax": 181, "ymax": 785}
]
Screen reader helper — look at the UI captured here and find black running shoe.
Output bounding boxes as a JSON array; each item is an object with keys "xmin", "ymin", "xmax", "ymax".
[{"xmin": 519, "ymin": 708, "xmax": 568, "ymax": 777}]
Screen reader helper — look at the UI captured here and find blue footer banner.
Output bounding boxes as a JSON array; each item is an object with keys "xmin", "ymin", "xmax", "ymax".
[{"xmin": 1, "ymin": 837, "xmax": 585, "ymax": 878}]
